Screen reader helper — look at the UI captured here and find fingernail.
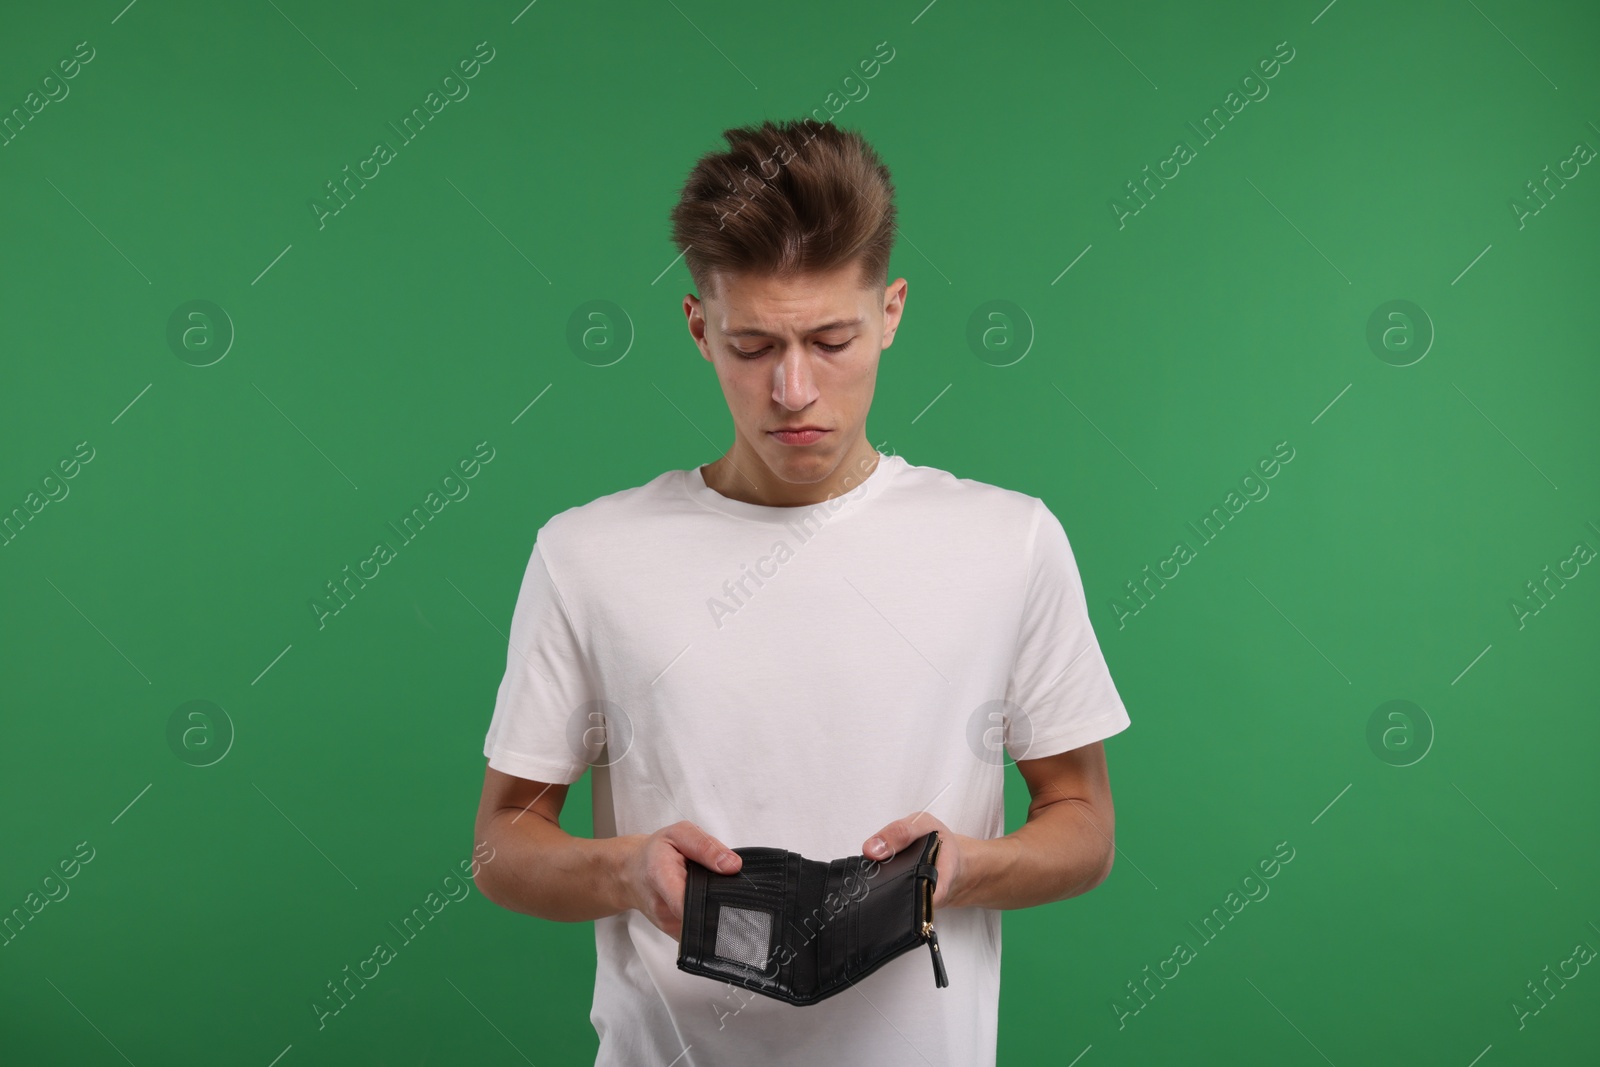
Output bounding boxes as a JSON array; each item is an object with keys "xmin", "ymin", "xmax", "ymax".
[
  {"xmin": 868, "ymin": 837, "xmax": 886, "ymax": 856},
  {"xmin": 718, "ymin": 853, "xmax": 738, "ymax": 873}
]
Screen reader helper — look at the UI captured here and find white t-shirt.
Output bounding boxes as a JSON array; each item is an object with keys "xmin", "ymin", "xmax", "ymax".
[{"xmin": 482, "ymin": 451, "xmax": 1131, "ymax": 1066}]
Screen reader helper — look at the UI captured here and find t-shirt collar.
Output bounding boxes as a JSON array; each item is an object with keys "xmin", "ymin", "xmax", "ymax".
[{"xmin": 683, "ymin": 452, "xmax": 902, "ymax": 524}]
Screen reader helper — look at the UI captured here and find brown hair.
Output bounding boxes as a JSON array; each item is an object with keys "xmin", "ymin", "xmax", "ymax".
[{"xmin": 668, "ymin": 117, "xmax": 898, "ymax": 300}]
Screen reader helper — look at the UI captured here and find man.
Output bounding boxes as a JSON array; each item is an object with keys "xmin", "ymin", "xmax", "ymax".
[{"xmin": 474, "ymin": 117, "xmax": 1131, "ymax": 1065}]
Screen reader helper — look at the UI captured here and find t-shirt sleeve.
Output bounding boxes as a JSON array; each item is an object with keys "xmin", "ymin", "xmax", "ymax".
[
  {"xmin": 1004, "ymin": 498, "xmax": 1132, "ymax": 761},
  {"xmin": 481, "ymin": 538, "xmax": 595, "ymax": 785}
]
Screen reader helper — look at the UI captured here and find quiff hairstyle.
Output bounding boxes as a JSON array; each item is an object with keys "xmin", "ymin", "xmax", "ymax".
[{"xmin": 668, "ymin": 117, "xmax": 898, "ymax": 301}]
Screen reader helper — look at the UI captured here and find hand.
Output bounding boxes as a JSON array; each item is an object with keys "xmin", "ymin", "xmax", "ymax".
[
  {"xmin": 861, "ymin": 813, "xmax": 968, "ymax": 911},
  {"xmin": 618, "ymin": 821, "xmax": 743, "ymax": 942}
]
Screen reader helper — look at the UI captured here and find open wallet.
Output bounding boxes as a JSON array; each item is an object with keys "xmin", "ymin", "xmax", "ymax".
[{"xmin": 675, "ymin": 828, "xmax": 949, "ymax": 1006}]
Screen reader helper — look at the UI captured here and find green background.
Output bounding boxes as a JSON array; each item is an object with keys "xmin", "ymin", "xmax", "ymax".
[{"xmin": 2, "ymin": 0, "xmax": 1596, "ymax": 1063}]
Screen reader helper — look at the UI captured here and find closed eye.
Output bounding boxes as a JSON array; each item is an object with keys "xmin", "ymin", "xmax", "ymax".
[{"xmin": 732, "ymin": 340, "xmax": 852, "ymax": 359}]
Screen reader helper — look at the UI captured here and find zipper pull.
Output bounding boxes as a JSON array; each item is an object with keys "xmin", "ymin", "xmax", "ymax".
[{"xmin": 924, "ymin": 925, "xmax": 949, "ymax": 988}]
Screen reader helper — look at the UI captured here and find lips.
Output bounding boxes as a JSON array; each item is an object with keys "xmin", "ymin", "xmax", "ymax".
[{"xmin": 769, "ymin": 428, "xmax": 828, "ymax": 446}]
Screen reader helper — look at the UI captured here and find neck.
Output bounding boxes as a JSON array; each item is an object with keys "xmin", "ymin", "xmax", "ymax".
[{"xmin": 701, "ymin": 436, "xmax": 881, "ymax": 508}]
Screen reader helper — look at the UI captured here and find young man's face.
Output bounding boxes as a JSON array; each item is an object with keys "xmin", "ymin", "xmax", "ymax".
[{"xmin": 684, "ymin": 259, "xmax": 908, "ymax": 492}]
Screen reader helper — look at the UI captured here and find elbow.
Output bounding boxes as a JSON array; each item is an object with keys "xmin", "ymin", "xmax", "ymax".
[
  {"xmin": 1092, "ymin": 838, "xmax": 1115, "ymax": 891},
  {"xmin": 1086, "ymin": 796, "xmax": 1116, "ymax": 892},
  {"xmin": 469, "ymin": 824, "xmax": 505, "ymax": 907},
  {"xmin": 472, "ymin": 866, "xmax": 498, "ymax": 906},
  {"xmin": 1078, "ymin": 828, "xmax": 1116, "ymax": 895}
]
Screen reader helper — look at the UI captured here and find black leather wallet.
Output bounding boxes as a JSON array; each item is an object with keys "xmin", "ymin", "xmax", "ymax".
[{"xmin": 676, "ymin": 829, "xmax": 949, "ymax": 1006}]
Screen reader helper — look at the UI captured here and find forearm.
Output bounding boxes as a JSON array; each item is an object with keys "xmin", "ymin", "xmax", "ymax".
[
  {"xmin": 476, "ymin": 809, "xmax": 641, "ymax": 923},
  {"xmin": 948, "ymin": 797, "xmax": 1113, "ymax": 911}
]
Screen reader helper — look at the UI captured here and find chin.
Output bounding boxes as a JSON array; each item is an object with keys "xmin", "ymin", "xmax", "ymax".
[{"xmin": 765, "ymin": 449, "xmax": 833, "ymax": 482}]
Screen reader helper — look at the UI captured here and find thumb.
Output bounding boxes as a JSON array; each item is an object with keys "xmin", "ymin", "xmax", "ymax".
[
  {"xmin": 684, "ymin": 825, "xmax": 742, "ymax": 874},
  {"xmin": 708, "ymin": 842, "xmax": 742, "ymax": 874},
  {"xmin": 863, "ymin": 824, "xmax": 900, "ymax": 859}
]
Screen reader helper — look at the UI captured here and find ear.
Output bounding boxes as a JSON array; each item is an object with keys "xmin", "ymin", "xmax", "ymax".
[
  {"xmin": 684, "ymin": 294, "xmax": 712, "ymax": 362},
  {"xmin": 880, "ymin": 278, "xmax": 908, "ymax": 349}
]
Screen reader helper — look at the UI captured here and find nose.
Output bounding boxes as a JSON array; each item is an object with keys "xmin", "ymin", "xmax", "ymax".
[{"xmin": 771, "ymin": 345, "xmax": 820, "ymax": 411}]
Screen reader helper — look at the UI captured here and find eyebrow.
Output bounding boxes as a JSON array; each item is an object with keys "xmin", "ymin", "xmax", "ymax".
[{"xmin": 723, "ymin": 317, "xmax": 863, "ymax": 339}]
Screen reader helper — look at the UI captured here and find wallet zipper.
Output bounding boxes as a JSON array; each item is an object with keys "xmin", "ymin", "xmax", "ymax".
[{"xmin": 920, "ymin": 835, "xmax": 949, "ymax": 988}]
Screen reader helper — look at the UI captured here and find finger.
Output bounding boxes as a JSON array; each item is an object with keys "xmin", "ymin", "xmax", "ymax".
[
  {"xmin": 653, "ymin": 895, "xmax": 678, "ymax": 934},
  {"xmin": 863, "ymin": 819, "xmax": 908, "ymax": 859},
  {"xmin": 671, "ymin": 821, "xmax": 742, "ymax": 874},
  {"xmin": 661, "ymin": 869, "xmax": 686, "ymax": 918},
  {"xmin": 651, "ymin": 904, "xmax": 680, "ymax": 943}
]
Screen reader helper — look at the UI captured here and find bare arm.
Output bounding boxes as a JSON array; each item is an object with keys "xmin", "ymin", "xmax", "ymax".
[
  {"xmin": 860, "ymin": 739, "xmax": 1118, "ymax": 912},
  {"xmin": 472, "ymin": 764, "xmax": 743, "ymax": 939},
  {"xmin": 472, "ymin": 766, "xmax": 633, "ymax": 921},
  {"xmin": 952, "ymin": 739, "xmax": 1117, "ymax": 910}
]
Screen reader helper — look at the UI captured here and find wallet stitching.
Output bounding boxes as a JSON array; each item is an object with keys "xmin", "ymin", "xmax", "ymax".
[
  {"xmin": 678, "ymin": 831, "xmax": 943, "ymax": 1006},
  {"xmin": 781, "ymin": 851, "xmax": 796, "ymax": 995}
]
